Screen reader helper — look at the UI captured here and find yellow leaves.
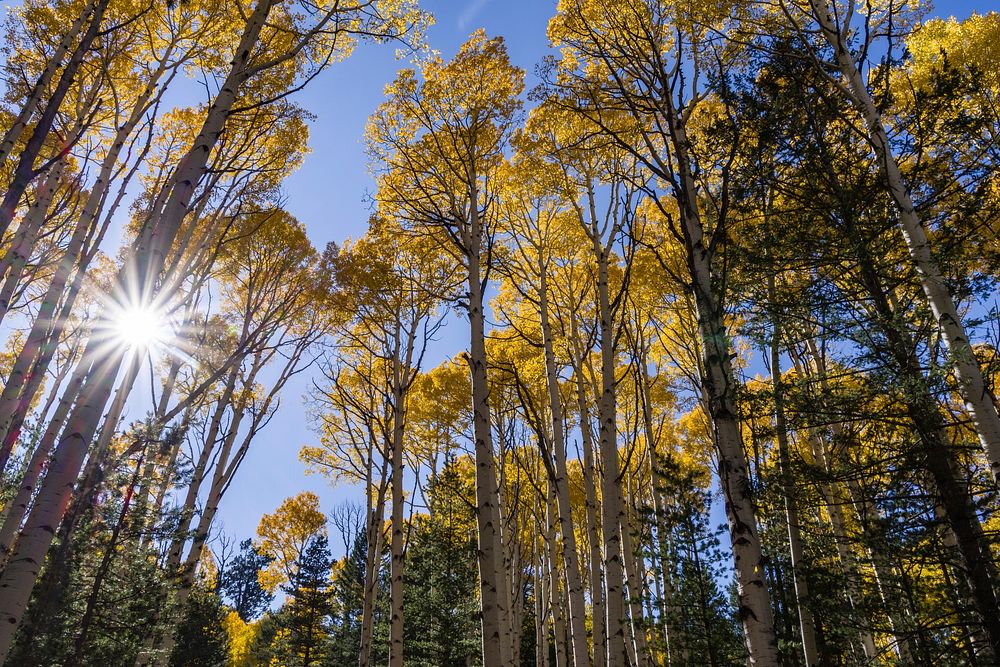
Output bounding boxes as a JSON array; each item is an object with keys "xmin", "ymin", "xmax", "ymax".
[
  {"xmin": 367, "ymin": 30, "xmax": 524, "ymax": 249},
  {"xmin": 332, "ymin": 217, "xmax": 451, "ymax": 320},
  {"xmin": 423, "ymin": 30, "xmax": 524, "ymax": 125},
  {"xmin": 406, "ymin": 357, "xmax": 472, "ymax": 462},
  {"xmin": 255, "ymin": 492, "xmax": 327, "ymax": 592},
  {"xmin": 214, "ymin": 208, "xmax": 325, "ymax": 334},
  {"xmin": 372, "ymin": 29, "xmax": 524, "ymax": 145},
  {"xmin": 903, "ymin": 12, "xmax": 1000, "ymax": 92},
  {"xmin": 222, "ymin": 611, "xmax": 261, "ymax": 667},
  {"xmin": 675, "ymin": 406, "xmax": 714, "ymax": 469},
  {"xmin": 196, "ymin": 548, "xmax": 219, "ymax": 590},
  {"xmin": 548, "ymin": 0, "xmax": 737, "ymax": 84},
  {"xmin": 0, "ymin": 330, "xmax": 27, "ymax": 389}
]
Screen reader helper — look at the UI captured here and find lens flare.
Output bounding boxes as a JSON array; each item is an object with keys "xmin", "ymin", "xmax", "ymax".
[{"xmin": 113, "ymin": 305, "xmax": 166, "ymax": 350}]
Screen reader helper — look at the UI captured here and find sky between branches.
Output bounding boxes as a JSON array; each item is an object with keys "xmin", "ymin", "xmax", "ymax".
[{"xmin": 145, "ymin": 0, "xmax": 991, "ymax": 555}]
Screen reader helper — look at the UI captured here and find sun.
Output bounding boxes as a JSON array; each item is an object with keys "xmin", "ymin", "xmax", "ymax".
[{"xmin": 113, "ymin": 304, "xmax": 167, "ymax": 350}]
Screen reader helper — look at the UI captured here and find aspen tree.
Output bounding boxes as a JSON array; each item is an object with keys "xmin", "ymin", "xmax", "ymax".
[
  {"xmin": 545, "ymin": 3, "xmax": 780, "ymax": 661},
  {"xmin": 367, "ymin": 32, "xmax": 524, "ymax": 667},
  {"xmin": 0, "ymin": 1, "xmax": 423, "ymax": 657},
  {"xmin": 774, "ymin": 0, "xmax": 1000, "ymax": 484},
  {"xmin": 0, "ymin": 0, "xmax": 98, "ymax": 166},
  {"xmin": 495, "ymin": 151, "xmax": 593, "ymax": 667}
]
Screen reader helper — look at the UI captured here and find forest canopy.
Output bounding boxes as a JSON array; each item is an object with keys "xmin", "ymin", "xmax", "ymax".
[{"xmin": 0, "ymin": 0, "xmax": 998, "ymax": 666}]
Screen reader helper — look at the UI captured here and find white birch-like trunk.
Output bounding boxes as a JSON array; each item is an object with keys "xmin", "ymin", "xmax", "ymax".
[
  {"xmin": 667, "ymin": 114, "xmax": 779, "ymax": 664},
  {"xmin": 805, "ymin": 0, "xmax": 1000, "ymax": 482},
  {"xmin": 466, "ymin": 201, "xmax": 511, "ymax": 667},
  {"xmin": 768, "ymin": 302, "xmax": 819, "ymax": 666},
  {"xmin": 539, "ymin": 272, "xmax": 592, "ymax": 667},
  {"xmin": 591, "ymin": 237, "xmax": 631, "ymax": 667},
  {"xmin": 0, "ymin": 4, "xmax": 275, "ymax": 656},
  {"xmin": 0, "ymin": 0, "xmax": 109, "ymax": 239},
  {"xmin": 0, "ymin": 0, "xmax": 96, "ymax": 166},
  {"xmin": 0, "ymin": 42, "xmax": 175, "ymax": 458},
  {"xmin": 0, "ymin": 162, "xmax": 66, "ymax": 324},
  {"xmin": 571, "ymin": 320, "xmax": 607, "ymax": 667}
]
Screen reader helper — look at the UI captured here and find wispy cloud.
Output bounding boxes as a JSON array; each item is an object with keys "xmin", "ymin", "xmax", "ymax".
[{"xmin": 457, "ymin": 0, "xmax": 491, "ymax": 30}]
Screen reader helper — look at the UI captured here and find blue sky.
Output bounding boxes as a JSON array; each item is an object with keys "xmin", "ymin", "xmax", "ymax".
[{"xmin": 214, "ymin": 0, "xmax": 991, "ymax": 550}]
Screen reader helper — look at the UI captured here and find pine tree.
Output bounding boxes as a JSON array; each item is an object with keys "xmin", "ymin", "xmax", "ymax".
[
  {"xmin": 283, "ymin": 535, "xmax": 333, "ymax": 667},
  {"xmin": 169, "ymin": 585, "xmax": 229, "ymax": 667},
  {"xmin": 220, "ymin": 539, "xmax": 274, "ymax": 622},
  {"xmin": 402, "ymin": 462, "xmax": 482, "ymax": 667}
]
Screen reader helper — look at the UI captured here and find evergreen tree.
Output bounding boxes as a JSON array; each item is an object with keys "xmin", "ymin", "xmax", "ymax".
[
  {"xmin": 402, "ymin": 462, "xmax": 481, "ymax": 666},
  {"xmin": 169, "ymin": 585, "xmax": 229, "ymax": 667},
  {"xmin": 326, "ymin": 530, "xmax": 374, "ymax": 665},
  {"xmin": 220, "ymin": 538, "xmax": 274, "ymax": 622},
  {"xmin": 283, "ymin": 535, "xmax": 333, "ymax": 667}
]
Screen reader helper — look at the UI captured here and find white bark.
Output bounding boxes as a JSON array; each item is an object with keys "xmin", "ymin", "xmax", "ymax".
[
  {"xmin": 571, "ymin": 320, "xmax": 607, "ymax": 667},
  {"xmin": 806, "ymin": 0, "xmax": 1000, "ymax": 482},
  {"xmin": 768, "ymin": 304, "xmax": 818, "ymax": 666},
  {"xmin": 0, "ymin": 3, "xmax": 275, "ymax": 657},
  {"xmin": 0, "ymin": 0, "xmax": 97, "ymax": 166},
  {"xmin": 539, "ymin": 272, "xmax": 592, "ymax": 667},
  {"xmin": 670, "ymin": 115, "xmax": 779, "ymax": 665},
  {"xmin": 466, "ymin": 201, "xmax": 511, "ymax": 667}
]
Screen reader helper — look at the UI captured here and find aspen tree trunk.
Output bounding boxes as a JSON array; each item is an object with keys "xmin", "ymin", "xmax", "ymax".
[
  {"xmin": 21, "ymin": 338, "xmax": 77, "ymax": 461},
  {"xmin": 142, "ymin": 412, "xmax": 198, "ymax": 549},
  {"xmin": 669, "ymin": 117, "xmax": 778, "ymax": 664},
  {"xmin": 84, "ymin": 351, "xmax": 143, "ymax": 478},
  {"xmin": 0, "ymin": 45, "xmax": 173, "ymax": 458},
  {"xmin": 0, "ymin": 161, "xmax": 65, "ymax": 323},
  {"xmin": 0, "ymin": 76, "xmax": 101, "ymax": 323},
  {"xmin": 797, "ymin": 339, "xmax": 914, "ymax": 661},
  {"xmin": 935, "ymin": 504, "xmax": 995, "ymax": 662},
  {"xmin": 177, "ymin": 403, "xmax": 249, "ymax": 582},
  {"xmin": 546, "ymin": 490, "xmax": 568, "ymax": 667},
  {"xmin": 157, "ymin": 350, "xmax": 283, "ymax": 667},
  {"xmin": 539, "ymin": 271, "xmax": 592, "ymax": 667},
  {"xmin": 617, "ymin": 466, "xmax": 649, "ymax": 666},
  {"xmin": 639, "ymin": 554, "xmax": 659, "ymax": 666},
  {"xmin": 0, "ymin": 355, "xmax": 89, "ymax": 562},
  {"xmin": 155, "ymin": 435, "xmax": 247, "ymax": 665},
  {"xmin": 686, "ymin": 513, "xmax": 723, "ymax": 667},
  {"xmin": 359, "ymin": 456, "xmax": 389, "ymax": 667},
  {"xmin": 130, "ymin": 338, "xmax": 187, "ymax": 536},
  {"xmin": 571, "ymin": 319, "xmax": 607, "ymax": 667},
  {"xmin": 51, "ymin": 350, "xmax": 144, "ymax": 569},
  {"xmin": 0, "ymin": 0, "xmax": 97, "ymax": 166},
  {"xmin": 767, "ymin": 296, "xmax": 819, "ymax": 666},
  {"xmin": 163, "ymin": 340, "xmax": 284, "ymax": 582},
  {"xmin": 536, "ymin": 530, "xmax": 550, "ymax": 667},
  {"xmin": 786, "ymin": 344, "xmax": 879, "ymax": 659},
  {"xmin": 388, "ymin": 320, "xmax": 415, "ymax": 667},
  {"xmin": 847, "ymin": 230, "xmax": 1000, "ymax": 656},
  {"xmin": 805, "ymin": 0, "xmax": 1000, "ymax": 482},
  {"xmin": 0, "ymin": 266, "xmax": 85, "ymax": 460},
  {"xmin": 635, "ymin": 338, "xmax": 678, "ymax": 666},
  {"xmin": 845, "ymin": 480, "xmax": 914, "ymax": 662},
  {"xmin": 131, "ymin": 322, "xmax": 205, "ymax": 542},
  {"xmin": 164, "ymin": 367, "xmax": 240, "ymax": 573},
  {"xmin": 499, "ymin": 461, "xmax": 522, "ymax": 665},
  {"xmin": 619, "ymin": 468, "xmax": 652, "ymax": 667},
  {"xmin": 0, "ymin": 0, "xmax": 109, "ymax": 239},
  {"xmin": 590, "ymin": 231, "xmax": 633, "ymax": 667},
  {"xmin": 0, "ymin": 4, "xmax": 276, "ymax": 657},
  {"xmin": 466, "ymin": 195, "xmax": 511, "ymax": 667},
  {"xmin": 804, "ymin": 433, "xmax": 879, "ymax": 659}
]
